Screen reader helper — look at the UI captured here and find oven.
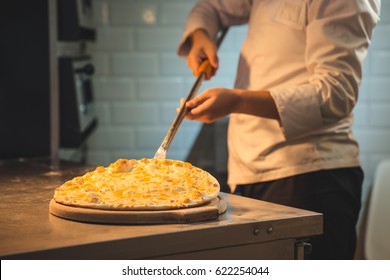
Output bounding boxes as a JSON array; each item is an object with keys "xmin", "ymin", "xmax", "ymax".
[
  {"xmin": 59, "ymin": 55, "xmax": 97, "ymax": 148},
  {"xmin": 58, "ymin": 0, "xmax": 95, "ymax": 41},
  {"xmin": 0, "ymin": 0, "xmax": 97, "ymax": 159}
]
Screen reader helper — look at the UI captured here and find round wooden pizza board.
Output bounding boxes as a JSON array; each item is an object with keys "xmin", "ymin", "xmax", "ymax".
[{"xmin": 49, "ymin": 195, "xmax": 227, "ymax": 224}]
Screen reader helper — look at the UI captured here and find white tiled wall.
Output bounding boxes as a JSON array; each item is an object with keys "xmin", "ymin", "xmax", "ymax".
[
  {"xmin": 353, "ymin": 0, "xmax": 390, "ymax": 200},
  {"xmin": 88, "ymin": 0, "xmax": 390, "ymax": 201}
]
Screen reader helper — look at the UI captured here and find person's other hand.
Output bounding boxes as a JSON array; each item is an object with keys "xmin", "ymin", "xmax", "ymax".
[
  {"xmin": 188, "ymin": 29, "xmax": 219, "ymax": 80},
  {"xmin": 183, "ymin": 88, "xmax": 239, "ymax": 123}
]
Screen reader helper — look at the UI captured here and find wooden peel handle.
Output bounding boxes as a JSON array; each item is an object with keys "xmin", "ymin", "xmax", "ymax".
[
  {"xmin": 198, "ymin": 60, "xmax": 213, "ymax": 75},
  {"xmin": 197, "ymin": 27, "xmax": 229, "ymax": 76}
]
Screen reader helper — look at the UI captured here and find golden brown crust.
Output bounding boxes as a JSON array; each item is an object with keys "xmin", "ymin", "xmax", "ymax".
[{"xmin": 53, "ymin": 158, "xmax": 220, "ymax": 211}]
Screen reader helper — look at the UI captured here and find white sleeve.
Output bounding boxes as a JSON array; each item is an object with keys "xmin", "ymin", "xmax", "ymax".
[
  {"xmin": 270, "ymin": 0, "xmax": 380, "ymax": 140},
  {"xmin": 177, "ymin": 0, "xmax": 252, "ymax": 57}
]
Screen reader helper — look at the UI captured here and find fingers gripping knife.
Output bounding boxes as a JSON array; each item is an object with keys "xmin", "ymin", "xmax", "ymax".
[{"xmin": 154, "ymin": 28, "xmax": 229, "ymax": 159}]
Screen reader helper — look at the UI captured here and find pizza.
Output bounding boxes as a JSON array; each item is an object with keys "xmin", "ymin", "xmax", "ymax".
[{"xmin": 53, "ymin": 158, "xmax": 220, "ymax": 211}]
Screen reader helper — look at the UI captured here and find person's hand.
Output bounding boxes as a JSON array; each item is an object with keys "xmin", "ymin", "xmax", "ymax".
[
  {"xmin": 179, "ymin": 87, "xmax": 279, "ymax": 123},
  {"xmin": 182, "ymin": 88, "xmax": 240, "ymax": 123},
  {"xmin": 188, "ymin": 29, "xmax": 219, "ymax": 80}
]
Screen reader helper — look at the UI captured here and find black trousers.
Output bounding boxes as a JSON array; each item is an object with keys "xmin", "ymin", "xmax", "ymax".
[{"xmin": 236, "ymin": 167, "xmax": 363, "ymax": 260}]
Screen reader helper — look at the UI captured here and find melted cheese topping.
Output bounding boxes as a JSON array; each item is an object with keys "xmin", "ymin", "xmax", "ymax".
[{"xmin": 53, "ymin": 158, "xmax": 220, "ymax": 210}]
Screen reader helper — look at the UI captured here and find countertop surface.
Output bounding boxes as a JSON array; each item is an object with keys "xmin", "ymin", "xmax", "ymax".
[{"xmin": 0, "ymin": 158, "xmax": 323, "ymax": 259}]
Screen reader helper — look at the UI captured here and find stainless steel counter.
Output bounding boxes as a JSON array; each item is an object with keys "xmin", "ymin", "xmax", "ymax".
[{"xmin": 0, "ymin": 158, "xmax": 322, "ymax": 259}]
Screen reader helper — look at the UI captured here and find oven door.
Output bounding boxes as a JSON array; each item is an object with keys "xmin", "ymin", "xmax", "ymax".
[{"xmin": 59, "ymin": 55, "xmax": 97, "ymax": 148}]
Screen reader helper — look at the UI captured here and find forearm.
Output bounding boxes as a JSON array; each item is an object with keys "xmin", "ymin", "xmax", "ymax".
[
  {"xmin": 185, "ymin": 87, "xmax": 280, "ymax": 124},
  {"xmin": 234, "ymin": 89, "xmax": 280, "ymax": 121}
]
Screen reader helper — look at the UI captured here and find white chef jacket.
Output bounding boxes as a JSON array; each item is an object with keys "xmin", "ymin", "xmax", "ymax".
[{"xmin": 178, "ymin": 0, "xmax": 380, "ymax": 191}]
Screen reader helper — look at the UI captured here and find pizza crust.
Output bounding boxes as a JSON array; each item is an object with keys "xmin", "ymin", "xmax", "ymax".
[{"xmin": 53, "ymin": 158, "xmax": 220, "ymax": 211}]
